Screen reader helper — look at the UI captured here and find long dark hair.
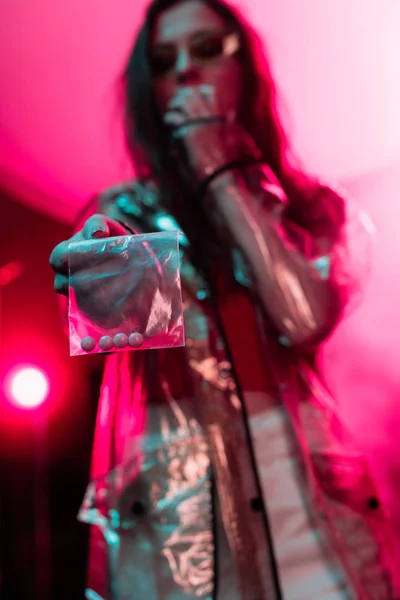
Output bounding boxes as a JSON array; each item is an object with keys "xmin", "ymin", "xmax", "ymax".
[{"xmin": 122, "ymin": 0, "xmax": 344, "ymax": 269}]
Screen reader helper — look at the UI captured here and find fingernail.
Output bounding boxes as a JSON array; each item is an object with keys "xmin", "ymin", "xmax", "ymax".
[{"xmin": 90, "ymin": 226, "xmax": 106, "ymax": 238}]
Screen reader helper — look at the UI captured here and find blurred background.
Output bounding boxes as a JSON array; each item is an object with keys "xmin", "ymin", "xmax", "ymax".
[{"xmin": 0, "ymin": 0, "xmax": 399, "ymax": 598}]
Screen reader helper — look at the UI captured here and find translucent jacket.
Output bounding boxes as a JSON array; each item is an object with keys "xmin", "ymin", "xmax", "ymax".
[{"xmin": 78, "ymin": 173, "xmax": 400, "ymax": 600}]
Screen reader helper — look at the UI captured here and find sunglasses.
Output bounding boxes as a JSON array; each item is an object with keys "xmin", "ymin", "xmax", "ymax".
[{"xmin": 149, "ymin": 29, "xmax": 241, "ymax": 77}]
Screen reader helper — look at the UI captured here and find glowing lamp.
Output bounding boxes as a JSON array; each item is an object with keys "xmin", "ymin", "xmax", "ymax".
[{"xmin": 7, "ymin": 367, "xmax": 49, "ymax": 408}]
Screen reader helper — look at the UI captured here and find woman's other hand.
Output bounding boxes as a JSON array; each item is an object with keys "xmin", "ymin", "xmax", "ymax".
[{"xmin": 164, "ymin": 85, "xmax": 260, "ymax": 180}]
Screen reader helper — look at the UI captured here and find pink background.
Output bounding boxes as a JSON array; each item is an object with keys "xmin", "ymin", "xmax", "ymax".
[{"xmin": 1, "ymin": 0, "xmax": 400, "ymax": 534}]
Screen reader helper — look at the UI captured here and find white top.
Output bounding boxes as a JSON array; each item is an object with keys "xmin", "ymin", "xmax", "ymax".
[{"xmin": 249, "ymin": 399, "xmax": 352, "ymax": 600}]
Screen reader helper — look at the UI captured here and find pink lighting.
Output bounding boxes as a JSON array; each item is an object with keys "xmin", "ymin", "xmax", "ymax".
[{"xmin": 6, "ymin": 366, "xmax": 49, "ymax": 409}]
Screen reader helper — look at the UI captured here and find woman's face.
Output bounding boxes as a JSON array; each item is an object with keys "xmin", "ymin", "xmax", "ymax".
[{"xmin": 150, "ymin": 0, "xmax": 243, "ymax": 121}]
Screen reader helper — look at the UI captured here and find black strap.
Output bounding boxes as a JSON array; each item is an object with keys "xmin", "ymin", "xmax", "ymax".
[{"xmin": 197, "ymin": 158, "xmax": 265, "ymax": 201}]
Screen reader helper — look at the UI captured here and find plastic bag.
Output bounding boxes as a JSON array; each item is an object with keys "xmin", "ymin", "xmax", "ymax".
[{"xmin": 68, "ymin": 231, "xmax": 184, "ymax": 356}]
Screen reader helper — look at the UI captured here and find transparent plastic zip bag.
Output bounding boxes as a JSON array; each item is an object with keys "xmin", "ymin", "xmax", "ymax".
[{"xmin": 67, "ymin": 231, "xmax": 184, "ymax": 356}]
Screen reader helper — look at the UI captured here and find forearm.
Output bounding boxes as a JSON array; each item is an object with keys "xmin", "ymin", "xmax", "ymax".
[{"xmin": 209, "ymin": 169, "xmax": 342, "ymax": 346}]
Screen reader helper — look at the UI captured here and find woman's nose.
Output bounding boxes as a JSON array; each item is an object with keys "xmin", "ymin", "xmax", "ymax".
[
  {"xmin": 175, "ymin": 48, "xmax": 192, "ymax": 73},
  {"xmin": 175, "ymin": 48, "xmax": 199, "ymax": 84}
]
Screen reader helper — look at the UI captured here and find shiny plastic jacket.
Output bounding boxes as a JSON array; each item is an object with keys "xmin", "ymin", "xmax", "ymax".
[{"xmin": 78, "ymin": 172, "xmax": 400, "ymax": 600}]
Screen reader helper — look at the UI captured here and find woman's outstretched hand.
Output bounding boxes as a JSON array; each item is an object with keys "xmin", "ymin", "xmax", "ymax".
[
  {"xmin": 50, "ymin": 215, "xmax": 128, "ymax": 295},
  {"xmin": 49, "ymin": 215, "xmax": 160, "ymax": 330}
]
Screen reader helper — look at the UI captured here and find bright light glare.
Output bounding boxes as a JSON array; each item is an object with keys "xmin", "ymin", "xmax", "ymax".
[{"xmin": 8, "ymin": 367, "xmax": 49, "ymax": 408}]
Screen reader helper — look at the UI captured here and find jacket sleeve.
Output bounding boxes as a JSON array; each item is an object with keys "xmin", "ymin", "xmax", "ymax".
[{"xmin": 208, "ymin": 166, "xmax": 369, "ymax": 348}]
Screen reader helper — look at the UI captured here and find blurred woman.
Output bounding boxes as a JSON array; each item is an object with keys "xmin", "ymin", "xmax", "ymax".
[{"xmin": 50, "ymin": 0, "xmax": 399, "ymax": 598}]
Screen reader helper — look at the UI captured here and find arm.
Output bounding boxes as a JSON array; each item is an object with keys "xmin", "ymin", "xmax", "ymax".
[
  {"xmin": 164, "ymin": 87, "xmax": 347, "ymax": 348},
  {"xmin": 208, "ymin": 168, "xmax": 345, "ymax": 347}
]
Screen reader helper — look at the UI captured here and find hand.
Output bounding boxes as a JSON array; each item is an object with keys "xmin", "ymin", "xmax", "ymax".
[
  {"xmin": 50, "ymin": 215, "xmax": 128, "ymax": 295},
  {"xmin": 163, "ymin": 86, "xmax": 260, "ymax": 180},
  {"xmin": 163, "ymin": 84, "xmax": 229, "ymax": 129},
  {"xmin": 49, "ymin": 215, "xmax": 160, "ymax": 330}
]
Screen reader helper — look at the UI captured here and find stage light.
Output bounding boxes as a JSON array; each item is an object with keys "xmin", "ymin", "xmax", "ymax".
[{"xmin": 7, "ymin": 367, "xmax": 49, "ymax": 408}]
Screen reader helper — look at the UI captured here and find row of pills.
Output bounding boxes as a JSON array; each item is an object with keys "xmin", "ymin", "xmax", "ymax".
[{"xmin": 81, "ymin": 332, "xmax": 144, "ymax": 352}]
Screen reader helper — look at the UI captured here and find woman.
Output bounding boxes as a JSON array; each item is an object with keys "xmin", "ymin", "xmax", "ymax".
[{"xmin": 50, "ymin": 0, "xmax": 400, "ymax": 598}]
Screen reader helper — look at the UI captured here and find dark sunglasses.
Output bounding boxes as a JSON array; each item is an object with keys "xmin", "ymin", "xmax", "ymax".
[{"xmin": 149, "ymin": 29, "xmax": 241, "ymax": 77}]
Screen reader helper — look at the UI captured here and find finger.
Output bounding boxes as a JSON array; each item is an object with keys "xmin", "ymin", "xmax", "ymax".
[
  {"xmin": 49, "ymin": 229, "xmax": 85, "ymax": 274},
  {"xmin": 168, "ymin": 96, "xmax": 189, "ymax": 116},
  {"xmin": 82, "ymin": 214, "xmax": 110, "ymax": 240},
  {"xmin": 169, "ymin": 88, "xmax": 207, "ymax": 119},
  {"xmin": 82, "ymin": 215, "xmax": 128, "ymax": 241},
  {"xmin": 164, "ymin": 111, "xmax": 187, "ymax": 127},
  {"xmin": 54, "ymin": 273, "xmax": 69, "ymax": 296},
  {"xmin": 50, "ymin": 240, "xmax": 71, "ymax": 274},
  {"xmin": 173, "ymin": 86, "xmax": 192, "ymax": 98}
]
